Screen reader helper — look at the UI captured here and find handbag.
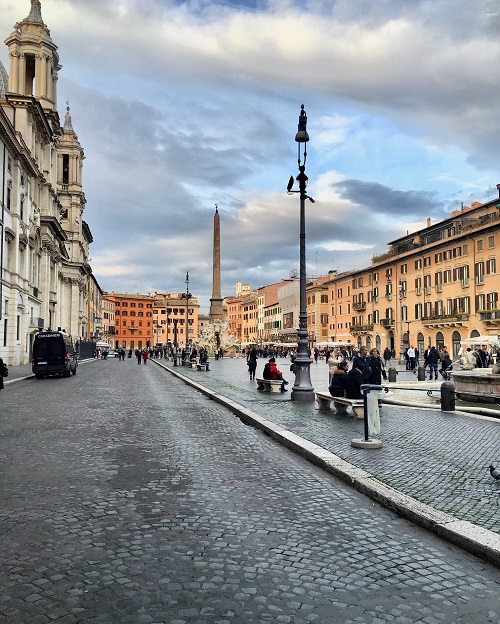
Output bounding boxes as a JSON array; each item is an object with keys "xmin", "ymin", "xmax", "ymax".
[{"xmin": 2, "ymin": 365, "xmax": 8, "ymax": 377}]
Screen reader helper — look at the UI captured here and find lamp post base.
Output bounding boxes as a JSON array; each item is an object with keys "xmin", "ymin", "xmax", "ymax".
[{"xmin": 291, "ymin": 358, "xmax": 315, "ymax": 402}]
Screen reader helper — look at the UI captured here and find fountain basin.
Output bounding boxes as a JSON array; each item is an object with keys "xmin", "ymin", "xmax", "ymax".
[{"xmin": 452, "ymin": 369, "xmax": 500, "ymax": 403}]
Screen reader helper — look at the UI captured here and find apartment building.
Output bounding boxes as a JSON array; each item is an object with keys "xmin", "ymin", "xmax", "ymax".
[
  {"xmin": 152, "ymin": 292, "xmax": 199, "ymax": 348},
  {"xmin": 323, "ymin": 192, "xmax": 500, "ymax": 358}
]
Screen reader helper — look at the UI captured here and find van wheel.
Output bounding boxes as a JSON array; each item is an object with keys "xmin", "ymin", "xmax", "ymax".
[
  {"xmin": 72, "ymin": 367, "xmax": 76, "ymax": 375},
  {"xmin": 35, "ymin": 374, "xmax": 43, "ymax": 379},
  {"xmin": 63, "ymin": 370, "xmax": 71, "ymax": 377}
]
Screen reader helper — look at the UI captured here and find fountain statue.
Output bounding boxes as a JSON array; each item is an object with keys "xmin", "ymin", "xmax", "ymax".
[{"xmin": 195, "ymin": 319, "xmax": 240, "ymax": 355}]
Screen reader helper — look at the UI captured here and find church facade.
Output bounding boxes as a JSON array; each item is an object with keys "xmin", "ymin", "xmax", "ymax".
[{"xmin": 0, "ymin": 1, "xmax": 93, "ymax": 365}]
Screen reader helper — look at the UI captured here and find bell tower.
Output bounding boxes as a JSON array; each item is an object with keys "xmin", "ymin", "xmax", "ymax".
[{"xmin": 4, "ymin": 0, "xmax": 60, "ymax": 115}]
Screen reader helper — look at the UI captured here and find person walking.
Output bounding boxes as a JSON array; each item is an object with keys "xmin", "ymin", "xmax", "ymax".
[
  {"xmin": 135, "ymin": 348, "xmax": 142, "ymax": 364},
  {"xmin": 142, "ymin": 349, "xmax": 148, "ymax": 364},
  {"xmin": 425, "ymin": 346, "xmax": 439, "ymax": 380},
  {"xmin": 383, "ymin": 347, "xmax": 392, "ymax": 368},
  {"xmin": 247, "ymin": 348, "xmax": 258, "ymax": 381},
  {"xmin": 407, "ymin": 346, "xmax": 416, "ymax": 372}
]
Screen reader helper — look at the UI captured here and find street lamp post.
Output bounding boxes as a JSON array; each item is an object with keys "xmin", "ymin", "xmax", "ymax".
[
  {"xmin": 173, "ymin": 318, "xmax": 179, "ymax": 366},
  {"xmin": 287, "ymin": 105, "xmax": 315, "ymax": 402},
  {"xmin": 181, "ymin": 271, "xmax": 192, "ymax": 366}
]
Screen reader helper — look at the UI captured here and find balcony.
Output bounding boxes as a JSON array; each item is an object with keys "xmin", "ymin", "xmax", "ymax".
[
  {"xmin": 479, "ymin": 310, "xmax": 500, "ymax": 326},
  {"xmin": 353, "ymin": 302, "xmax": 366, "ymax": 311},
  {"xmin": 350, "ymin": 324, "xmax": 374, "ymax": 335},
  {"xmin": 30, "ymin": 316, "xmax": 44, "ymax": 329},
  {"xmin": 380, "ymin": 318, "xmax": 394, "ymax": 328},
  {"xmin": 422, "ymin": 312, "xmax": 469, "ymax": 328}
]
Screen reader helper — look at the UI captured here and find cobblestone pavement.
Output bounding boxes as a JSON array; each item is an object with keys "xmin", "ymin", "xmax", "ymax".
[
  {"xmin": 156, "ymin": 356, "xmax": 500, "ymax": 534},
  {"xmin": 1, "ymin": 359, "xmax": 499, "ymax": 623}
]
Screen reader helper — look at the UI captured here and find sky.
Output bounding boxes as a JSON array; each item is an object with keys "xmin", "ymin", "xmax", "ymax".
[{"xmin": 1, "ymin": 0, "xmax": 500, "ymax": 313}]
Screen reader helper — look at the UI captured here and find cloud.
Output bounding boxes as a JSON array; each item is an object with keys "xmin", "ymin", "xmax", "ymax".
[{"xmin": 1, "ymin": 0, "xmax": 498, "ymax": 312}]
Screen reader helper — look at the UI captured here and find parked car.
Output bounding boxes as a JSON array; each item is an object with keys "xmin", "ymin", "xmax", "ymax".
[
  {"xmin": 32, "ymin": 329, "xmax": 78, "ymax": 378},
  {"xmin": 106, "ymin": 350, "xmax": 119, "ymax": 358}
]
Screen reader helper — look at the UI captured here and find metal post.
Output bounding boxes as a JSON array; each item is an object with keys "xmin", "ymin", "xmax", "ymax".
[{"xmin": 289, "ymin": 105, "xmax": 314, "ymax": 402}]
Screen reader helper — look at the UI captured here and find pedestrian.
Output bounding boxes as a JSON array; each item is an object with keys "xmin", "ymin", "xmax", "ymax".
[
  {"xmin": 368, "ymin": 348, "xmax": 386, "ymax": 385},
  {"xmin": 383, "ymin": 347, "xmax": 392, "ymax": 367},
  {"xmin": 407, "ymin": 346, "xmax": 416, "ymax": 372},
  {"xmin": 142, "ymin": 350, "xmax": 148, "ymax": 364},
  {"xmin": 343, "ymin": 365, "xmax": 364, "ymax": 399},
  {"xmin": 329, "ymin": 361, "xmax": 348, "ymax": 397},
  {"xmin": 352, "ymin": 346, "xmax": 371, "ymax": 384},
  {"xmin": 268, "ymin": 357, "xmax": 289, "ymax": 392},
  {"xmin": 136, "ymin": 348, "xmax": 142, "ymax": 364},
  {"xmin": 327, "ymin": 351, "xmax": 339, "ymax": 384},
  {"xmin": 247, "ymin": 347, "xmax": 258, "ymax": 381},
  {"xmin": 313, "ymin": 347, "xmax": 319, "ymax": 363},
  {"xmin": 0, "ymin": 356, "xmax": 8, "ymax": 392},
  {"xmin": 425, "ymin": 346, "xmax": 439, "ymax": 380},
  {"xmin": 439, "ymin": 351, "xmax": 453, "ymax": 378}
]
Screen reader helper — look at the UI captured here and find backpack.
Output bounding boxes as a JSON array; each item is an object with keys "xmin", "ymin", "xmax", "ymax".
[{"xmin": 263, "ymin": 363, "xmax": 272, "ymax": 380}]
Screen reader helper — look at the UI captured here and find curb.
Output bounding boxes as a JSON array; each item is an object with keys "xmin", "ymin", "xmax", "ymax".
[{"xmin": 154, "ymin": 359, "xmax": 500, "ymax": 568}]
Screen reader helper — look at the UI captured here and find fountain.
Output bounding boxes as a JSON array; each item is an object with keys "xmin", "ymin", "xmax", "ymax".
[
  {"xmin": 195, "ymin": 319, "xmax": 240, "ymax": 356},
  {"xmin": 452, "ymin": 337, "xmax": 500, "ymax": 404}
]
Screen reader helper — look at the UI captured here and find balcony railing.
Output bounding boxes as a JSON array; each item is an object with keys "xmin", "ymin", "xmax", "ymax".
[
  {"xmin": 422, "ymin": 313, "xmax": 469, "ymax": 323},
  {"xmin": 350, "ymin": 324, "xmax": 374, "ymax": 333},
  {"xmin": 479, "ymin": 310, "xmax": 500, "ymax": 321},
  {"xmin": 380, "ymin": 318, "xmax": 394, "ymax": 328},
  {"xmin": 353, "ymin": 302, "xmax": 366, "ymax": 311}
]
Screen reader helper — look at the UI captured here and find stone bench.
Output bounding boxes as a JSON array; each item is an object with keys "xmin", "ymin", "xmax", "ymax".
[
  {"xmin": 196, "ymin": 363, "xmax": 209, "ymax": 371},
  {"xmin": 316, "ymin": 392, "xmax": 364, "ymax": 419},
  {"xmin": 256, "ymin": 378, "xmax": 283, "ymax": 394}
]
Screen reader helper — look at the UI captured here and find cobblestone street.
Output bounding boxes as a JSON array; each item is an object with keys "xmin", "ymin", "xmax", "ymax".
[
  {"xmin": 1, "ymin": 358, "xmax": 499, "ymax": 623},
  {"xmin": 162, "ymin": 356, "xmax": 500, "ymax": 534}
]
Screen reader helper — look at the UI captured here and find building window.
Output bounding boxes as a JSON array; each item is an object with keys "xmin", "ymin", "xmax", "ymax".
[
  {"xmin": 424, "ymin": 256, "xmax": 431, "ymax": 267},
  {"xmin": 401, "ymin": 263, "xmax": 407, "ymax": 274},
  {"xmin": 486, "ymin": 258, "xmax": 496, "ymax": 275},
  {"xmin": 477, "ymin": 239, "xmax": 483, "ymax": 251},
  {"xmin": 488, "ymin": 235, "xmax": 495, "ymax": 248},
  {"xmin": 435, "ymin": 252, "xmax": 442, "ymax": 263},
  {"xmin": 415, "ymin": 259, "xmax": 422, "ymax": 270},
  {"xmin": 475, "ymin": 261, "xmax": 485, "ymax": 284},
  {"xmin": 444, "ymin": 250, "xmax": 451, "ymax": 261}
]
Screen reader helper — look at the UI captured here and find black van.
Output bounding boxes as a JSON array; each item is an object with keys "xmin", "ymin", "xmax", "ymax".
[{"xmin": 32, "ymin": 330, "xmax": 78, "ymax": 378}]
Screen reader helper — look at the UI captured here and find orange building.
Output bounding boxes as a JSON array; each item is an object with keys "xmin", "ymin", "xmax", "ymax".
[
  {"xmin": 105, "ymin": 293, "xmax": 156, "ymax": 350},
  {"xmin": 321, "ymin": 191, "xmax": 500, "ymax": 358}
]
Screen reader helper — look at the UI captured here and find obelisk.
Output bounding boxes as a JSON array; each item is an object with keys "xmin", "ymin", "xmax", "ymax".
[{"xmin": 209, "ymin": 205, "xmax": 224, "ymax": 319}]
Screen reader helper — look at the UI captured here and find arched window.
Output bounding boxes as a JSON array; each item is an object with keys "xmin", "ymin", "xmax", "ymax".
[
  {"xmin": 417, "ymin": 332, "xmax": 424, "ymax": 358},
  {"xmin": 376, "ymin": 335, "xmax": 381, "ymax": 352},
  {"xmin": 366, "ymin": 335, "xmax": 372, "ymax": 351},
  {"xmin": 357, "ymin": 337, "xmax": 362, "ymax": 349},
  {"xmin": 436, "ymin": 331, "xmax": 444, "ymax": 351},
  {"xmin": 452, "ymin": 331, "xmax": 461, "ymax": 358},
  {"xmin": 470, "ymin": 329, "xmax": 480, "ymax": 338}
]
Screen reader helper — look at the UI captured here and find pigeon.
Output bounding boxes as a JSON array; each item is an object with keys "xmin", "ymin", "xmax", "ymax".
[{"xmin": 489, "ymin": 465, "xmax": 500, "ymax": 480}]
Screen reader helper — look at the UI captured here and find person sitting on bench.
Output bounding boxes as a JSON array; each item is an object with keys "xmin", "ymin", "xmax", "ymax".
[
  {"xmin": 267, "ymin": 358, "xmax": 289, "ymax": 392},
  {"xmin": 343, "ymin": 365, "xmax": 364, "ymax": 399},
  {"xmin": 329, "ymin": 361, "xmax": 349, "ymax": 397}
]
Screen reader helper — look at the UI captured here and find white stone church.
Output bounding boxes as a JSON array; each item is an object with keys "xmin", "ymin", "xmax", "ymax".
[{"xmin": 0, "ymin": 1, "xmax": 94, "ymax": 365}]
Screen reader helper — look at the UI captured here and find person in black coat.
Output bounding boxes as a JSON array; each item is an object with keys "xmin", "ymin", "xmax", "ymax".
[
  {"xmin": 329, "ymin": 361, "xmax": 349, "ymax": 397},
  {"xmin": 368, "ymin": 348, "xmax": 385, "ymax": 385},
  {"xmin": 352, "ymin": 346, "xmax": 371, "ymax": 384},
  {"xmin": 343, "ymin": 366, "xmax": 364, "ymax": 399},
  {"xmin": 0, "ymin": 357, "xmax": 7, "ymax": 391}
]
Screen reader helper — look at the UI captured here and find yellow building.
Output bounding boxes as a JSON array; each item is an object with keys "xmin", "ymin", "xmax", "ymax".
[{"xmin": 323, "ymin": 193, "xmax": 499, "ymax": 358}]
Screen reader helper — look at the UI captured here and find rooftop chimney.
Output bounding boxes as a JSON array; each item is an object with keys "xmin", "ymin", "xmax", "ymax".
[
  {"xmin": 496, "ymin": 183, "xmax": 500, "ymax": 198},
  {"xmin": 427, "ymin": 218, "xmax": 431, "ymax": 227}
]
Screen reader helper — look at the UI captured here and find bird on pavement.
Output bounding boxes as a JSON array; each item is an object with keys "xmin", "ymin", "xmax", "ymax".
[{"xmin": 489, "ymin": 465, "xmax": 500, "ymax": 480}]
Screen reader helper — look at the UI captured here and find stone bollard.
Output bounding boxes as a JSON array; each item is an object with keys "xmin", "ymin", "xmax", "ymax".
[
  {"xmin": 351, "ymin": 384, "xmax": 383, "ymax": 449},
  {"xmin": 441, "ymin": 380, "xmax": 455, "ymax": 411},
  {"xmin": 388, "ymin": 367, "xmax": 397, "ymax": 383},
  {"xmin": 417, "ymin": 365, "xmax": 426, "ymax": 381}
]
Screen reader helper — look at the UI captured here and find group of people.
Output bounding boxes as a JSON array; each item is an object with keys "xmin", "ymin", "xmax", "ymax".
[{"xmin": 328, "ymin": 346, "xmax": 386, "ymax": 400}]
